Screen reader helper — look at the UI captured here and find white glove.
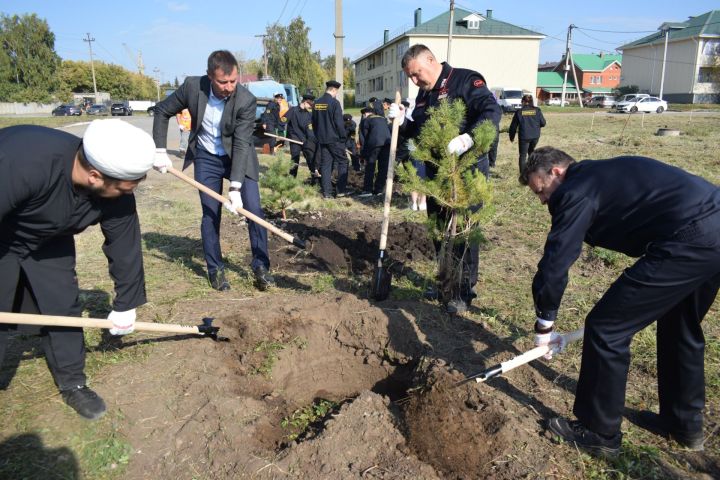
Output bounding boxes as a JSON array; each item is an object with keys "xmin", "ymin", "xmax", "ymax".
[
  {"xmin": 108, "ymin": 309, "xmax": 136, "ymax": 336},
  {"xmin": 153, "ymin": 148, "xmax": 173, "ymax": 173},
  {"xmin": 224, "ymin": 181, "xmax": 243, "ymax": 214},
  {"xmin": 387, "ymin": 102, "xmax": 403, "ymax": 119},
  {"xmin": 534, "ymin": 331, "xmax": 566, "ymax": 360},
  {"xmin": 447, "ymin": 133, "xmax": 474, "ymax": 156}
]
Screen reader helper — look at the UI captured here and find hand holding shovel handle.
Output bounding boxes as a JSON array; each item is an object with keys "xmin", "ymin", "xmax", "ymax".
[
  {"xmin": 455, "ymin": 328, "xmax": 584, "ymax": 386},
  {"xmin": 166, "ymin": 166, "xmax": 305, "ymax": 249}
]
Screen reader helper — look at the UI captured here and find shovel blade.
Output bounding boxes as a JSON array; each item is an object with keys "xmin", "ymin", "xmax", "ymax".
[{"xmin": 371, "ymin": 266, "xmax": 392, "ymax": 301}]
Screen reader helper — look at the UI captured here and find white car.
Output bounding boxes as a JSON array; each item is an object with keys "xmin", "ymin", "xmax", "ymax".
[
  {"xmin": 615, "ymin": 96, "xmax": 668, "ymax": 114},
  {"xmin": 544, "ymin": 97, "xmax": 567, "ymax": 106}
]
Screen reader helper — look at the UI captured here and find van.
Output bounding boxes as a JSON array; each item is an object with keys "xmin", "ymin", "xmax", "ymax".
[
  {"xmin": 493, "ymin": 87, "xmax": 525, "ymax": 113},
  {"xmin": 587, "ymin": 95, "xmax": 617, "ymax": 108}
]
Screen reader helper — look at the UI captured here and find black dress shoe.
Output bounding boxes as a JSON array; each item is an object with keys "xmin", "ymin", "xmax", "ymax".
[
  {"xmin": 61, "ymin": 386, "xmax": 106, "ymax": 420},
  {"xmin": 445, "ymin": 298, "xmax": 470, "ymax": 315},
  {"xmin": 632, "ymin": 410, "xmax": 704, "ymax": 451},
  {"xmin": 209, "ymin": 269, "xmax": 230, "ymax": 291},
  {"xmin": 547, "ymin": 417, "xmax": 621, "ymax": 457},
  {"xmin": 253, "ymin": 266, "xmax": 275, "ymax": 291}
]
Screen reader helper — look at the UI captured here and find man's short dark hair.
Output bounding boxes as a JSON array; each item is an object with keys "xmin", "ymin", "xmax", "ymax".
[
  {"xmin": 207, "ymin": 50, "xmax": 237, "ymax": 75},
  {"xmin": 519, "ymin": 147, "xmax": 576, "ymax": 185},
  {"xmin": 401, "ymin": 44, "xmax": 434, "ymax": 69},
  {"xmin": 522, "ymin": 94, "xmax": 534, "ymax": 106}
]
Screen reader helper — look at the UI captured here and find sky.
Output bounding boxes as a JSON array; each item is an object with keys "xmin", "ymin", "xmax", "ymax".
[{"xmin": 2, "ymin": 0, "xmax": 718, "ymax": 84}]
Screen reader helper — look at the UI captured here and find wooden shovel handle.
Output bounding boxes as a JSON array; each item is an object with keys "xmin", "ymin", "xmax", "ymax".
[
  {"xmin": 379, "ymin": 91, "xmax": 403, "ymax": 251},
  {"xmin": 166, "ymin": 166, "xmax": 305, "ymax": 249},
  {"xmin": 0, "ymin": 312, "xmax": 202, "ymax": 335}
]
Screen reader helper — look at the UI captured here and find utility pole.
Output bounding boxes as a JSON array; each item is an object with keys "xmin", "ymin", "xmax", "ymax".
[
  {"xmin": 153, "ymin": 67, "xmax": 161, "ymax": 101},
  {"xmin": 83, "ymin": 33, "xmax": 99, "ymax": 104},
  {"xmin": 659, "ymin": 27, "xmax": 669, "ymax": 100},
  {"xmin": 446, "ymin": 0, "xmax": 455, "ymax": 63},
  {"xmin": 255, "ymin": 33, "xmax": 269, "ymax": 79},
  {"xmin": 334, "ymin": 0, "xmax": 344, "ymax": 109}
]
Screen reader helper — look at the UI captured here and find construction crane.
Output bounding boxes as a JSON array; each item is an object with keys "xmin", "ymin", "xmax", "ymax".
[{"xmin": 122, "ymin": 43, "xmax": 145, "ymax": 75}]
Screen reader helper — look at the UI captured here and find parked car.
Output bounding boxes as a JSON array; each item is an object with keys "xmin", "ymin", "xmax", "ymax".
[
  {"xmin": 146, "ymin": 106, "xmax": 156, "ymax": 116},
  {"xmin": 111, "ymin": 103, "xmax": 133, "ymax": 116},
  {"xmin": 587, "ymin": 95, "xmax": 617, "ymax": 108},
  {"xmin": 51, "ymin": 104, "xmax": 82, "ymax": 116},
  {"xmin": 86, "ymin": 104, "xmax": 109, "ymax": 116},
  {"xmin": 544, "ymin": 97, "xmax": 568, "ymax": 106},
  {"xmin": 615, "ymin": 96, "xmax": 668, "ymax": 114}
]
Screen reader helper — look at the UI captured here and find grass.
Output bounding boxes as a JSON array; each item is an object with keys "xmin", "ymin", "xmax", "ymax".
[
  {"xmin": 280, "ymin": 399, "xmax": 339, "ymax": 441},
  {"xmin": 0, "ymin": 116, "xmax": 90, "ymax": 129},
  {"xmin": 0, "ymin": 111, "xmax": 718, "ymax": 478}
]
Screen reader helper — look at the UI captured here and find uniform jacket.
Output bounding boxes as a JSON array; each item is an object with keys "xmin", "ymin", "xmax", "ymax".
[
  {"xmin": 311, "ymin": 92, "xmax": 346, "ymax": 144},
  {"xmin": 285, "ymin": 106, "xmax": 315, "ymax": 144},
  {"xmin": 402, "ymin": 62, "xmax": 501, "ymax": 141},
  {"xmin": 360, "ymin": 114, "xmax": 391, "ymax": 152},
  {"xmin": 261, "ymin": 101, "xmax": 282, "ymax": 131},
  {"xmin": 0, "ymin": 126, "xmax": 146, "ymax": 314},
  {"xmin": 344, "ymin": 118, "xmax": 357, "ymax": 142},
  {"xmin": 509, "ymin": 106, "xmax": 546, "ymax": 141},
  {"xmin": 152, "ymin": 75, "xmax": 260, "ymax": 182},
  {"xmin": 533, "ymin": 156, "xmax": 720, "ymax": 321}
]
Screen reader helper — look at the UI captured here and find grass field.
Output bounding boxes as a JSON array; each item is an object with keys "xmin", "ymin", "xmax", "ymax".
[{"xmin": 0, "ymin": 110, "xmax": 718, "ymax": 479}]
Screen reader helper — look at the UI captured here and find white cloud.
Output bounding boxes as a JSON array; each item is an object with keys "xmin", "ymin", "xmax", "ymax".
[{"xmin": 167, "ymin": 2, "xmax": 189, "ymax": 12}]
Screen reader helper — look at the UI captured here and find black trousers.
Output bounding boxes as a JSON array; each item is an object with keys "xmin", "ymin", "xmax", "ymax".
[
  {"xmin": 346, "ymin": 139, "xmax": 360, "ymax": 171},
  {"xmin": 318, "ymin": 142, "xmax": 348, "ymax": 197},
  {"xmin": 517, "ymin": 137, "xmax": 539, "ymax": 174},
  {"xmin": 289, "ymin": 142, "xmax": 317, "ymax": 177},
  {"xmin": 362, "ymin": 145, "xmax": 390, "ymax": 194},
  {"xmin": 488, "ymin": 132, "xmax": 499, "ymax": 168},
  {"xmin": 574, "ymin": 211, "xmax": 720, "ymax": 437},
  {"xmin": 425, "ymin": 154, "xmax": 489, "ymax": 302},
  {"xmin": 0, "ymin": 254, "xmax": 86, "ymax": 391}
]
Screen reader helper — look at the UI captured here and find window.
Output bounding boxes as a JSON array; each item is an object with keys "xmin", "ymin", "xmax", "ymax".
[
  {"xmin": 698, "ymin": 67, "xmax": 715, "ymax": 83},
  {"xmin": 468, "ymin": 19, "xmax": 479, "ymax": 29}
]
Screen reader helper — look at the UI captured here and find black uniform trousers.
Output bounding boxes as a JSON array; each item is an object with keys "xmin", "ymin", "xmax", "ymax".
[
  {"xmin": 289, "ymin": 142, "xmax": 317, "ymax": 178},
  {"xmin": 0, "ymin": 249, "xmax": 86, "ymax": 391},
  {"xmin": 517, "ymin": 138, "xmax": 539, "ymax": 174},
  {"xmin": 318, "ymin": 142, "xmax": 348, "ymax": 197},
  {"xmin": 346, "ymin": 139, "xmax": 360, "ymax": 171},
  {"xmin": 575, "ymin": 211, "xmax": 720, "ymax": 438},
  {"xmin": 362, "ymin": 145, "xmax": 390, "ymax": 194},
  {"xmin": 488, "ymin": 131, "xmax": 499, "ymax": 168},
  {"xmin": 426, "ymin": 154, "xmax": 490, "ymax": 302}
]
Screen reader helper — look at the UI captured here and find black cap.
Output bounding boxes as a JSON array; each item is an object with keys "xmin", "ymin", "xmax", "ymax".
[
  {"xmin": 368, "ymin": 97, "xmax": 378, "ymax": 103},
  {"xmin": 302, "ymin": 94, "xmax": 315, "ymax": 102},
  {"xmin": 360, "ymin": 107, "xmax": 371, "ymax": 114},
  {"xmin": 383, "ymin": 98, "xmax": 392, "ymax": 104},
  {"xmin": 274, "ymin": 92, "xmax": 284, "ymax": 98},
  {"xmin": 326, "ymin": 80, "xmax": 341, "ymax": 89},
  {"xmin": 342, "ymin": 113, "xmax": 352, "ymax": 121},
  {"xmin": 401, "ymin": 100, "xmax": 410, "ymax": 108}
]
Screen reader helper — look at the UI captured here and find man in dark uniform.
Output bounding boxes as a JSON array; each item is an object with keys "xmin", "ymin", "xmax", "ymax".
[
  {"xmin": 521, "ymin": 146, "xmax": 720, "ymax": 456},
  {"xmin": 311, "ymin": 80, "xmax": 347, "ymax": 198},
  {"xmin": 0, "ymin": 119, "xmax": 156, "ymax": 420},
  {"xmin": 358, "ymin": 108, "xmax": 390, "ymax": 197},
  {"xmin": 261, "ymin": 96, "xmax": 280, "ymax": 154},
  {"xmin": 152, "ymin": 50, "xmax": 275, "ymax": 292},
  {"xmin": 343, "ymin": 113, "xmax": 360, "ymax": 172},
  {"xmin": 509, "ymin": 94, "xmax": 546, "ymax": 174},
  {"xmin": 285, "ymin": 94, "xmax": 319, "ymax": 178},
  {"xmin": 389, "ymin": 44, "xmax": 501, "ymax": 314}
]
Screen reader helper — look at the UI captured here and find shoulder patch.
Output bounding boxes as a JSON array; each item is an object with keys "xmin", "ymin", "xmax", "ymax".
[{"xmin": 473, "ymin": 79, "xmax": 485, "ymax": 88}]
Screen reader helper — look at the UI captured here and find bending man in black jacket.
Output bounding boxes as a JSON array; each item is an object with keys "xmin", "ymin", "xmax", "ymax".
[
  {"xmin": 521, "ymin": 146, "xmax": 720, "ymax": 456},
  {"xmin": 0, "ymin": 120, "xmax": 156, "ymax": 420}
]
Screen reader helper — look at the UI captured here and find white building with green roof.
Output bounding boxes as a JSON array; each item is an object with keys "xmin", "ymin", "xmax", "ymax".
[
  {"xmin": 352, "ymin": 7, "xmax": 544, "ymax": 105},
  {"xmin": 618, "ymin": 10, "xmax": 720, "ymax": 103}
]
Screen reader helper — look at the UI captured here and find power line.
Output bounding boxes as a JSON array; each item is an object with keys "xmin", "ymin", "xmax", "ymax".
[
  {"xmin": 275, "ymin": 0, "xmax": 290, "ymax": 25},
  {"xmin": 575, "ymin": 26, "xmax": 656, "ymax": 34}
]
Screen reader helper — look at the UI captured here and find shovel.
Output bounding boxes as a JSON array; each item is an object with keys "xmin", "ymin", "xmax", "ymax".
[
  {"xmin": 454, "ymin": 328, "xmax": 584, "ymax": 387},
  {"xmin": 264, "ymin": 132, "xmax": 354, "ymax": 157},
  {"xmin": 370, "ymin": 91, "xmax": 403, "ymax": 301},
  {"xmin": 0, "ymin": 312, "xmax": 228, "ymax": 341},
  {"xmin": 166, "ymin": 166, "xmax": 306, "ymax": 249}
]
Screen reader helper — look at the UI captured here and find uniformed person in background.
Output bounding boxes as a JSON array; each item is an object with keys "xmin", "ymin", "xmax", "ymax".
[
  {"xmin": 261, "ymin": 93, "xmax": 283, "ymax": 154},
  {"xmin": 389, "ymin": 44, "xmax": 501, "ymax": 314},
  {"xmin": 358, "ymin": 106, "xmax": 391, "ymax": 197},
  {"xmin": 311, "ymin": 80, "xmax": 348, "ymax": 199},
  {"xmin": 0, "ymin": 119, "xmax": 156, "ymax": 420},
  {"xmin": 509, "ymin": 94, "xmax": 546, "ymax": 174},
  {"xmin": 343, "ymin": 113, "xmax": 360, "ymax": 172},
  {"xmin": 521, "ymin": 146, "xmax": 720, "ymax": 456},
  {"xmin": 285, "ymin": 94, "xmax": 319, "ymax": 179}
]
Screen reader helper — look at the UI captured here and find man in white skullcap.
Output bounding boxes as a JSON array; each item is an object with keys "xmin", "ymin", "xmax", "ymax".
[{"xmin": 0, "ymin": 119, "xmax": 155, "ymax": 420}]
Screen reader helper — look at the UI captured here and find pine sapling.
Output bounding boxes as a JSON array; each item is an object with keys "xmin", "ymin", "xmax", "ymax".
[{"xmin": 260, "ymin": 153, "xmax": 310, "ymax": 219}]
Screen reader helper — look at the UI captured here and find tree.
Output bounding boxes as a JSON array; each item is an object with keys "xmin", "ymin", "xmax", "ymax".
[
  {"xmin": 396, "ymin": 99, "xmax": 495, "ymax": 304},
  {"xmin": 264, "ymin": 17, "xmax": 325, "ymax": 94},
  {"xmin": 57, "ymin": 60, "xmax": 158, "ymax": 101},
  {"xmin": 320, "ymin": 55, "xmax": 354, "ymax": 87},
  {"xmin": 260, "ymin": 154, "xmax": 310, "ymax": 219},
  {"xmin": 0, "ymin": 13, "xmax": 61, "ymax": 102}
]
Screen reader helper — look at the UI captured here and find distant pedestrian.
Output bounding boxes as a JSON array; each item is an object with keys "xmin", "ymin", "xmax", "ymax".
[
  {"xmin": 509, "ymin": 94, "xmax": 546, "ymax": 174},
  {"xmin": 311, "ymin": 80, "xmax": 348, "ymax": 198}
]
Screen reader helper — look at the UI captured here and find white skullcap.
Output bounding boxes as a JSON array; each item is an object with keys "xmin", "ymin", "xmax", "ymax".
[{"xmin": 83, "ymin": 119, "xmax": 155, "ymax": 180}]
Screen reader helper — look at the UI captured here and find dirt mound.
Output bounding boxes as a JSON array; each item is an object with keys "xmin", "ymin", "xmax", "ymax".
[{"xmin": 265, "ymin": 212, "xmax": 436, "ymax": 275}]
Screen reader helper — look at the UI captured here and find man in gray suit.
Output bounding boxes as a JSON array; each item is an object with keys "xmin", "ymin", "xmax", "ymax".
[{"xmin": 152, "ymin": 50, "xmax": 274, "ymax": 291}]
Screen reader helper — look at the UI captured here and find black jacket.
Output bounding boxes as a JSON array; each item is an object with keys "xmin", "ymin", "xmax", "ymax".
[
  {"xmin": 509, "ymin": 106, "xmax": 546, "ymax": 141},
  {"xmin": 285, "ymin": 106, "xmax": 315, "ymax": 144},
  {"xmin": 152, "ymin": 75, "xmax": 259, "ymax": 182},
  {"xmin": 0, "ymin": 126, "xmax": 146, "ymax": 314},
  {"xmin": 360, "ymin": 114, "xmax": 390, "ymax": 152},
  {"xmin": 311, "ymin": 92, "xmax": 345, "ymax": 144},
  {"xmin": 402, "ymin": 62, "xmax": 501, "ymax": 141},
  {"xmin": 533, "ymin": 156, "xmax": 720, "ymax": 321}
]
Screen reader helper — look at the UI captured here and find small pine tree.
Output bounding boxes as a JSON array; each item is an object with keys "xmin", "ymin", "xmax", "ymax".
[
  {"xmin": 397, "ymin": 99, "xmax": 495, "ymax": 303},
  {"xmin": 260, "ymin": 154, "xmax": 310, "ymax": 219}
]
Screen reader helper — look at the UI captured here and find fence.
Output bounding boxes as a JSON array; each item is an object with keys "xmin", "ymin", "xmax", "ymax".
[{"xmin": 0, "ymin": 102, "xmax": 59, "ymax": 115}]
